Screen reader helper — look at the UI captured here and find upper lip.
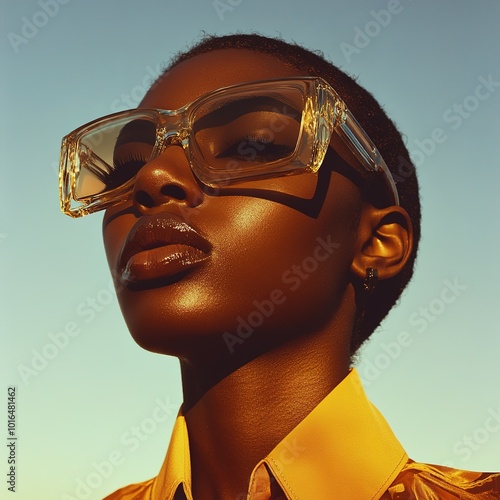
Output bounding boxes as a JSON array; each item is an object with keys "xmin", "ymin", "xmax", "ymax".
[{"xmin": 118, "ymin": 214, "xmax": 212, "ymax": 272}]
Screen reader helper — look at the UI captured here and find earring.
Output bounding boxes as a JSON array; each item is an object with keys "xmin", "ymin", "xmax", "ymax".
[{"xmin": 363, "ymin": 267, "xmax": 378, "ymax": 294}]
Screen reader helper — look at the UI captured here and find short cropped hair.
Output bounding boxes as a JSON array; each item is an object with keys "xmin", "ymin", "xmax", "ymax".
[{"xmin": 154, "ymin": 33, "xmax": 421, "ymax": 356}]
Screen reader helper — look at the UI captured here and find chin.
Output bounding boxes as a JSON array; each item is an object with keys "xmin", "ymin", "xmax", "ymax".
[{"xmin": 116, "ymin": 288, "xmax": 240, "ymax": 356}]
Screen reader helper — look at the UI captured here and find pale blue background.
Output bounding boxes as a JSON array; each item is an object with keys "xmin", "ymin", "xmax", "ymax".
[{"xmin": 1, "ymin": 1, "xmax": 499, "ymax": 498}]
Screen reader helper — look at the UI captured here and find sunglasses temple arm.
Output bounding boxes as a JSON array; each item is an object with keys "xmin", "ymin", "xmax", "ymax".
[{"xmin": 337, "ymin": 110, "xmax": 400, "ymax": 206}]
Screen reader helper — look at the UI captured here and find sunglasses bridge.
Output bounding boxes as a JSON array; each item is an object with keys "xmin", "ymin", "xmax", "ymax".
[{"xmin": 150, "ymin": 121, "xmax": 191, "ymax": 159}]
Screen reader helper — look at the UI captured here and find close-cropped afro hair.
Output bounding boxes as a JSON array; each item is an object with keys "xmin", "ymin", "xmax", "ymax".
[{"xmin": 154, "ymin": 33, "xmax": 421, "ymax": 356}]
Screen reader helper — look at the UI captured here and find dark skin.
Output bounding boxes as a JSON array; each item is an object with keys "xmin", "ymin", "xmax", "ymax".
[{"xmin": 102, "ymin": 49, "xmax": 413, "ymax": 500}]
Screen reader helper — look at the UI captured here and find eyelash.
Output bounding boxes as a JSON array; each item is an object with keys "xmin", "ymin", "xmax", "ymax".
[
  {"xmin": 113, "ymin": 151, "xmax": 149, "ymax": 167},
  {"xmin": 105, "ymin": 152, "xmax": 149, "ymax": 189}
]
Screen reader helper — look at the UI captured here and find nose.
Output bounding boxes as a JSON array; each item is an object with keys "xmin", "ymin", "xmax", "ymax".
[{"xmin": 132, "ymin": 143, "xmax": 204, "ymax": 215}]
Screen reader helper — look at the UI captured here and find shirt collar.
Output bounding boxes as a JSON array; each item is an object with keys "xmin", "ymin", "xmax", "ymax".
[{"xmin": 152, "ymin": 369, "xmax": 408, "ymax": 500}]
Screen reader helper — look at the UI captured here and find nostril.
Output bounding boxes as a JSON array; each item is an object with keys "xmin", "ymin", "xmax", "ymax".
[
  {"xmin": 134, "ymin": 183, "xmax": 189, "ymax": 211},
  {"xmin": 161, "ymin": 184, "xmax": 186, "ymax": 200},
  {"xmin": 135, "ymin": 190, "xmax": 155, "ymax": 208}
]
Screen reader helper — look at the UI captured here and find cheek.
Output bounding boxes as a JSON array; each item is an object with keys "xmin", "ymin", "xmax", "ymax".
[
  {"xmin": 200, "ymin": 192, "xmax": 357, "ymax": 336},
  {"xmin": 225, "ymin": 199, "xmax": 354, "ymax": 335},
  {"xmin": 253, "ymin": 179, "xmax": 360, "ymax": 329}
]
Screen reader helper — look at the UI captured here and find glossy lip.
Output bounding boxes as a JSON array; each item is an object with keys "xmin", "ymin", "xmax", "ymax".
[{"xmin": 118, "ymin": 214, "xmax": 212, "ymax": 287}]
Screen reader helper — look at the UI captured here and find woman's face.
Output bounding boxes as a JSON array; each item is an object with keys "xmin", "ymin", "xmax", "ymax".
[{"xmin": 102, "ymin": 49, "xmax": 362, "ymax": 359}]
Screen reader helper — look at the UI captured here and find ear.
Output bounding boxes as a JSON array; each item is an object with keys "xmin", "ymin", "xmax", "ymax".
[{"xmin": 351, "ymin": 204, "xmax": 413, "ymax": 280}]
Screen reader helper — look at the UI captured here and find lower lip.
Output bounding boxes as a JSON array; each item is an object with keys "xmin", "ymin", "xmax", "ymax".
[{"xmin": 121, "ymin": 244, "xmax": 210, "ymax": 285}]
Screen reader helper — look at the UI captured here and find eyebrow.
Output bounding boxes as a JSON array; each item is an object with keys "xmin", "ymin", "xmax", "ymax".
[{"xmin": 193, "ymin": 94, "xmax": 302, "ymax": 133}]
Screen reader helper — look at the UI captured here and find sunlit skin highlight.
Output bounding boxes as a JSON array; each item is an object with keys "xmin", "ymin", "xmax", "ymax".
[{"xmin": 102, "ymin": 49, "xmax": 412, "ymax": 499}]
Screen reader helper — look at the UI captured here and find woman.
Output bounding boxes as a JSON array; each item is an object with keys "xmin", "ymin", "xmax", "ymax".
[{"xmin": 59, "ymin": 34, "xmax": 499, "ymax": 499}]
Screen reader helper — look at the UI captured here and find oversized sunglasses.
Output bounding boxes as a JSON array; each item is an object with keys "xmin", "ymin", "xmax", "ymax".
[{"xmin": 59, "ymin": 77, "xmax": 399, "ymax": 217}]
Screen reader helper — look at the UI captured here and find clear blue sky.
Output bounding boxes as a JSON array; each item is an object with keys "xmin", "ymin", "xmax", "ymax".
[{"xmin": 1, "ymin": 1, "xmax": 499, "ymax": 498}]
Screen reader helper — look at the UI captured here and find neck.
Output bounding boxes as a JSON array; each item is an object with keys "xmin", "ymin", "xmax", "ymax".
[{"xmin": 181, "ymin": 290, "xmax": 354, "ymax": 499}]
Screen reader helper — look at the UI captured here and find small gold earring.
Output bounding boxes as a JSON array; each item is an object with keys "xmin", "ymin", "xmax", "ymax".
[{"xmin": 363, "ymin": 267, "xmax": 378, "ymax": 294}]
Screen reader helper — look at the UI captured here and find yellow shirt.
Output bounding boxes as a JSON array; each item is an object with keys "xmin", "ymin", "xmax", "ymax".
[{"xmin": 104, "ymin": 369, "xmax": 499, "ymax": 499}]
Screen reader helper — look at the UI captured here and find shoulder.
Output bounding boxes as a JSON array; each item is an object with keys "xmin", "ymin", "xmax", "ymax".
[
  {"xmin": 103, "ymin": 477, "xmax": 155, "ymax": 499},
  {"xmin": 382, "ymin": 459, "xmax": 500, "ymax": 499}
]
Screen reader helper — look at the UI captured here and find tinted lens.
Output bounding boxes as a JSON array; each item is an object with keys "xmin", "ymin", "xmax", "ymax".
[
  {"xmin": 191, "ymin": 88, "xmax": 304, "ymax": 182},
  {"xmin": 74, "ymin": 115, "xmax": 157, "ymax": 200}
]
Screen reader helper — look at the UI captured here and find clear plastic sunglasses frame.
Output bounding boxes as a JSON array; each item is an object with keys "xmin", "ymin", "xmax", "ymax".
[{"xmin": 59, "ymin": 77, "xmax": 399, "ymax": 217}]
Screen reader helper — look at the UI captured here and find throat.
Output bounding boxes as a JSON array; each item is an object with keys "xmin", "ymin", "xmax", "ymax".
[{"xmin": 181, "ymin": 326, "xmax": 351, "ymax": 499}]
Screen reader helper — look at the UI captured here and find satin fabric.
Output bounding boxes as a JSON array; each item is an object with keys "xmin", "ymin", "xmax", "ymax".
[{"xmin": 382, "ymin": 460, "xmax": 500, "ymax": 500}]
